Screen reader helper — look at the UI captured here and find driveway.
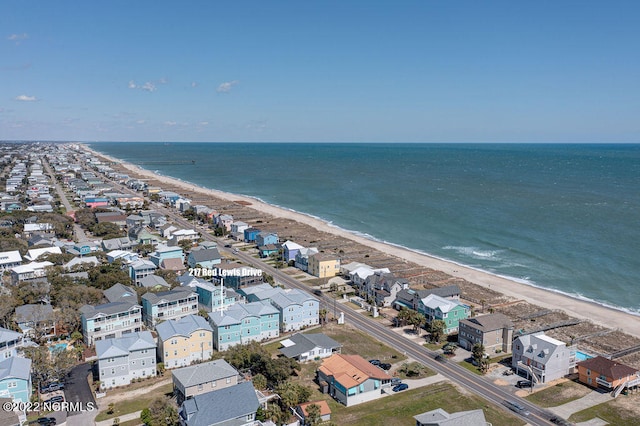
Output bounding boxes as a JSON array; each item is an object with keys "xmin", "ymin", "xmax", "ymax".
[{"xmin": 65, "ymin": 363, "xmax": 97, "ymax": 416}]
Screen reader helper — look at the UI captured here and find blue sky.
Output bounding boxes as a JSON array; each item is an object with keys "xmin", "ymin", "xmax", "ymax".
[{"xmin": 1, "ymin": 1, "xmax": 638, "ymax": 142}]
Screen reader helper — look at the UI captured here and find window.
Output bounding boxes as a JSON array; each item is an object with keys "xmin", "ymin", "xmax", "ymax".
[
  {"xmin": 226, "ymin": 377, "xmax": 231, "ymax": 384},
  {"xmin": 7, "ymin": 381, "xmax": 16, "ymax": 388}
]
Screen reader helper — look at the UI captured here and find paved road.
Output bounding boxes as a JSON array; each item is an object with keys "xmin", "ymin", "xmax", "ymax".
[
  {"xmin": 42, "ymin": 156, "xmax": 89, "ymax": 241},
  {"xmin": 84, "ymin": 159, "xmax": 558, "ymax": 425}
]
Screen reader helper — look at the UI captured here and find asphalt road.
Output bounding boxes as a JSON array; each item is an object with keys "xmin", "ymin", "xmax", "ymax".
[{"xmin": 83, "ymin": 161, "xmax": 557, "ymax": 425}]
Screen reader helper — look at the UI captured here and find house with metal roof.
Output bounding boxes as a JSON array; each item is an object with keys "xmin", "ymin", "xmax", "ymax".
[
  {"xmin": 103, "ymin": 283, "xmax": 138, "ymax": 304},
  {"xmin": 178, "ymin": 381, "xmax": 260, "ymax": 426},
  {"xmin": 128, "ymin": 259, "xmax": 157, "ymax": 286},
  {"xmin": 208, "ymin": 301, "xmax": 279, "ymax": 351},
  {"xmin": 79, "ymin": 300, "xmax": 143, "ymax": 346},
  {"xmin": 418, "ymin": 293, "xmax": 470, "ymax": 334},
  {"xmin": 141, "ymin": 288, "xmax": 198, "ymax": 327},
  {"xmin": 187, "ymin": 248, "xmax": 221, "ymax": 269},
  {"xmin": 279, "ymin": 333, "xmax": 342, "ymax": 362},
  {"xmin": 96, "ymin": 331, "xmax": 156, "ymax": 390},
  {"xmin": 238, "ymin": 286, "xmax": 319, "ymax": 332},
  {"xmin": 512, "ymin": 332, "xmax": 577, "ymax": 384},
  {"xmin": 0, "ymin": 357, "xmax": 32, "ymax": 404},
  {"xmin": 156, "ymin": 315, "xmax": 213, "ymax": 369},
  {"xmin": 0, "ymin": 251, "xmax": 22, "ymax": 272},
  {"xmin": 0, "ymin": 328, "xmax": 24, "ymax": 360},
  {"xmin": 171, "ymin": 359, "xmax": 239, "ymax": 405}
]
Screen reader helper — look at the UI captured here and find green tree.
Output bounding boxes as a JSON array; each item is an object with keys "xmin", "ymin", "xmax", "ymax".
[
  {"xmin": 305, "ymin": 403, "xmax": 322, "ymax": 426},
  {"xmin": 252, "ymin": 373, "xmax": 267, "ymax": 391},
  {"xmin": 472, "ymin": 343, "xmax": 489, "ymax": 373},
  {"xmin": 142, "ymin": 396, "xmax": 179, "ymax": 426},
  {"xmin": 408, "ymin": 311, "xmax": 426, "ymax": 333},
  {"xmin": 395, "ymin": 307, "xmax": 412, "ymax": 327},
  {"xmin": 428, "ymin": 319, "xmax": 446, "ymax": 343}
]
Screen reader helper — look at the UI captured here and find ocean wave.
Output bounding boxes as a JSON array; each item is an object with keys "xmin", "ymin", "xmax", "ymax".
[{"xmin": 442, "ymin": 245, "xmax": 503, "ymax": 261}]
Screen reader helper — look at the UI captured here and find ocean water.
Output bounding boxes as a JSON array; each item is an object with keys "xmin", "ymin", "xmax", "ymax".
[{"xmin": 88, "ymin": 142, "xmax": 640, "ymax": 314}]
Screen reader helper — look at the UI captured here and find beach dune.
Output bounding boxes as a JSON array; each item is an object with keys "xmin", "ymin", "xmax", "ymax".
[{"xmin": 82, "ymin": 145, "xmax": 640, "ymax": 340}]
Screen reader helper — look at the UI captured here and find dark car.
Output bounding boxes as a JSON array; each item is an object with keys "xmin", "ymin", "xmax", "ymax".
[
  {"xmin": 379, "ymin": 363, "xmax": 392, "ymax": 370},
  {"xmin": 35, "ymin": 418, "xmax": 57, "ymax": 426},
  {"xmin": 44, "ymin": 395, "xmax": 64, "ymax": 404},
  {"xmin": 391, "ymin": 378, "xmax": 402, "ymax": 386},
  {"xmin": 369, "ymin": 359, "xmax": 381, "ymax": 366},
  {"xmin": 313, "ymin": 289, "xmax": 323, "ymax": 296},
  {"xmin": 392, "ymin": 383, "xmax": 409, "ymax": 392},
  {"xmin": 434, "ymin": 354, "xmax": 446, "ymax": 362},
  {"xmin": 516, "ymin": 380, "xmax": 533, "ymax": 388},
  {"xmin": 40, "ymin": 382, "xmax": 64, "ymax": 393}
]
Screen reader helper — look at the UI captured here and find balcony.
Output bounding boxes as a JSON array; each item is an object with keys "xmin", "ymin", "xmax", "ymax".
[{"xmin": 596, "ymin": 377, "xmax": 613, "ymax": 388}]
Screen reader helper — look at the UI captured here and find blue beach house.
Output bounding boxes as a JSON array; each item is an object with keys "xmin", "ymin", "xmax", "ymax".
[
  {"xmin": 0, "ymin": 357, "xmax": 32, "ymax": 403},
  {"xmin": 187, "ymin": 248, "xmax": 221, "ymax": 269},
  {"xmin": 256, "ymin": 232, "xmax": 278, "ymax": 247},
  {"xmin": 208, "ymin": 301, "xmax": 279, "ymax": 351},
  {"xmin": 243, "ymin": 228, "xmax": 261, "ymax": 243},
  {"xmin": 149, "ymin": 244, "xmax": 184, "ymax": 268},
  {"xmin": 282, "ymin": 240, "xmax": 304, "ymax": 263}
]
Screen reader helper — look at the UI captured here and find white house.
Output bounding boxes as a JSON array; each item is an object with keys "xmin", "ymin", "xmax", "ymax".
[{"xmin": 96, "ymin": 331, "xmax": 157, "ymax": 389}]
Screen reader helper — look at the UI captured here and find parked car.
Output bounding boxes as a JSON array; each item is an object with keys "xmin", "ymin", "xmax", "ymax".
[
  {"xmin": 369, "ymin": 359, "xmax": 381, "ymax": 366},
  {"xmin": 379, "ymin": 363, "xmax": 392, "ymax": 370},
  {"xmin": 40, "ymin": 382, "xmax": 64, "ymax": 393},
  {"xmin": 392, "ymin": 383, "xmax": 409, "ymax": 392},
  {"xmin": 44, "ymin": 395, "xmax": 64, "ymax": 404},
  {"xmin": 516, "ymin": 380, "xmax": 533, "ymax": 388},
  {"xmin": 434, "ymin": 354, "xmax": 446, "ymax": 362},
  {"xmin": 35, "ymin": 418, "xmax": 57, "ymax": 426},
  {"xmin": 391, "ymin": 378, "xmax": 402, "ymax": 386}
]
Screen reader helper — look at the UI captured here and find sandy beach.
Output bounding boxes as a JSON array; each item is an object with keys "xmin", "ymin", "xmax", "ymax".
[{"xmin": 82, "ymin": 145, "xmax": 640, "ymax": 340}]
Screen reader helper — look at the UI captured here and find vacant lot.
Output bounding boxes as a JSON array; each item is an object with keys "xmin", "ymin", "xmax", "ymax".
[
  {"xmin": 525, "ymin": 379, "xmax": 592, "ymax": 408},
  {"xmin": 569, "ymin": 393, "xmax": 640, "ymax": 425}
]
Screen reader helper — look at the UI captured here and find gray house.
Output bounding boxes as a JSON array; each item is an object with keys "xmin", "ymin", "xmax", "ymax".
[
  {"xmin": 171, "ymin": 359, "xmax": 239, "ymax": 405},
  {"xmin": 178, "ymin": 381, "xmax": 260, "ymax": 426},
  {"xmin": 458, "ymin": 313, "xmax": 514, "ymax": 355},
  {"xmin": 279, "ymin": 333, "xmax": 342, "ymax": 362},
  {"xmin": 512, "ymin": 331, "xmax": 577, "ymax": 384},
  {"xmin": 96, "ymin": 331, "xmax": 157, "ymax": 390}
]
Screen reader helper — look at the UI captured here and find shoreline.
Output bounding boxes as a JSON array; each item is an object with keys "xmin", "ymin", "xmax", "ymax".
[{"xmin": 81, "ymin": 144, "xmax": 640, "ymax": 339}]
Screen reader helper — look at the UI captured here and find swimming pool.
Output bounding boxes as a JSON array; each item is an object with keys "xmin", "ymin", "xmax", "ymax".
[
  {"xmin": 575, "ymin": 351, "xmax": 593, "ymax": 361},
  {"xmin": 49, "ymin": 343, "xmax": 68, "ymax": 352}
]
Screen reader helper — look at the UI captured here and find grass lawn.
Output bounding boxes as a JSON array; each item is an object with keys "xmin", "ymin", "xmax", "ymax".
[
  {"xmin": 458, "ymin": 359, "xmax": 484, "ymax": 376},
  {"xmin": 568, "ymin": 395, "xmax": 640, "ymax": 425},
  {"xmin": 330, "ymin": 382, "xmax": 525, "ymax": 426},
  {"xmin": 313, "ymin": 323, "xmax": 408, "ymax": 363},
  {"xmin": 94, "ymin": 382, "xmax": 173, "ymax": 422},
  {"xmin": 423, "ymin": 342, "xmax": 442, "ymax": 351},
  {"xmin": 525, "ymin": 380, "xmax": 592, "ymax": 408}
]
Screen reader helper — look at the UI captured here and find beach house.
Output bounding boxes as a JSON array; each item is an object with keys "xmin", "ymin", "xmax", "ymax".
[
  {"xmin": 229, "ymin": 221, "xmax": 248, "ymax": 240},
  {"xmin": 317, "ymin": 354, "xmax": 392, "ymax": 407},
  {"xmin": 576, "ymin": 356, "xmax": 640, "ymax": 395},
  {"xmin": 243, "ymin": 227, "xmax": 261, "ymax": 243},
  {"xmin": 149, "ymin": 244, "xmax": 184, "ymax": 268},
  {"xmin": 458, "ymin": 313, "xmax": 514, "ymax": 355},
  {"xmin": 80, "ymin": 300, "xmax": 143, "ymax": 346},
  {"xmin": 129, "ymin": 259, "xmax": 157, "ymax": 286},
  {"xmin": 187, "ymin": 248, "xmax": 221, "ymax": 269},
  {"xmin": 393, "ymin": 285, "xmax": 461, "ymax": 311},
  {"xmin": 0, "ymin": 251, "xmax": 22, "ymax": 272},
  {"xmin": 282, "ymin": 240, "xmax": 304, "ymax": 263},
  {"xmin": 183, "ymin": 279, "xmax": 239, "ymax": 313},
  {"xmin": 0, "ymin": 357, "xmax": 32, "ymax": 404},
  {"xmin": 141, "ymin": 288, "xmax": 199, "ymax": 327},
  {"xmin": 156, "ymin": 315, "xmax": 213, "ymax": 369},
  {"xmin": 418, "ymin": 293, "xmax": 470, "ymax": 334},
  {"xmin": 0, "ymin": 328, "xmax": 24, "ymax": 359},
  {"xmin": 208, "ymin": 301, "xmax": 280, "ymax": 351},
  {"xmin": 238, "ymin": 285, "xmax": 320, "ymax": 332},
  {"xmin": 307, "ymin": 253, "xmax": 340, "ymax": 278},
  {"xmin": 171, "ymin": 359, "xmax": 240, "ymax": 405},
  {"xmin": 279, "ymin": 333, "xmax": 342, "ymax": 362},
  {"xmin": 178, "ymin": 381, "xmax": 260, "ymax": 426},
  {"xmin": 10, "ymin": 261, "xmax": 54, "ymax": 283},
  {"xmin": 96, "ymin": 331, "xmax": 157, "ymax": 389},
  {"xmin": 512, "ymin": 332, "xmax": 577, "ymax": 384},
  {"xmin": 14, "ymin": 304, "xmax": 57, "ymax": 340},
  {"xmin": 294, "ymin": 247, "xmax": 318, "ymax": 272}
]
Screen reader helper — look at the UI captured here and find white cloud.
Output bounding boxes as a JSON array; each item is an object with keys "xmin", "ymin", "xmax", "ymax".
[
  {"xmin": 136, "ymin": 120, "xmax": 146, "ymax": 124},
  {"xmin": 128, "ymin": 80, "xmax": 137, "ymax": 89},
  {"xmin": 141, "ymin": 82, "xmax": 157, "ymax": 92},
  {"xmin": 158, "ymin": 77, "xmax": 168, "ymax": 84},
  {"xmin": 216, "ymin": 80, "xmax": 239, "ymax": 93},
  {"xmin": 199, "ymin": 121, "xmax": 209, "ymax": 126},
  {"xmin": 191, "ymin": 82, "xmax": 198, "ymax": 88},
  {"xmin": 164, "ymin": 121, "xmax": 177, "ymax": 126},
  {"xmin": 8, "ymin": 33, "xmax": 28, "ymax": 41},
  {"xmin": 15, "ymin": 95, "xmax": 37, "ymax": 102}
]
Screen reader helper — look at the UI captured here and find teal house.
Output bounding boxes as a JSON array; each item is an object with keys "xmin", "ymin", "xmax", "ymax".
[
  {"xmin": 0, "ymin": 357, "xmax": 32, "ymax": 403},
  {"xmin": 208, "ymin": 301, "xmax": 279, "ymax": 350},
  {"xmin": 418, "ymin": 294, "xmax": 470, "ymax": 334},
  {"xmin": 149, "ymin": 244, "xmax": 184, "ymax": 268}
]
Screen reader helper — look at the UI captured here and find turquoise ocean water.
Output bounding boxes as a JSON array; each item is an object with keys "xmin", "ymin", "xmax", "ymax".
[{"xmin": 88, "ymin": 143, "xmax": 640, "ymax": 314}]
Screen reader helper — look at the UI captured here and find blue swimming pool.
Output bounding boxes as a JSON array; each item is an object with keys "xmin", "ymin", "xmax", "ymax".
[
  {"xmin": 49, "ymin": 343, "xmax": 67, "ymax": 352},
  {"xmin": 575, "ymin": 351, "xmax": 593, "ymax": 361}
]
